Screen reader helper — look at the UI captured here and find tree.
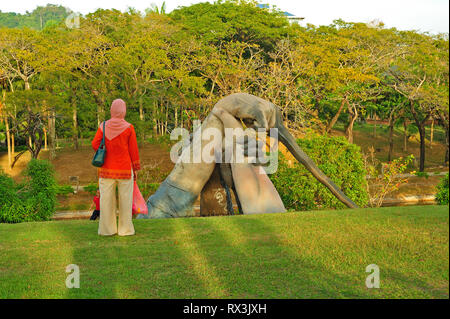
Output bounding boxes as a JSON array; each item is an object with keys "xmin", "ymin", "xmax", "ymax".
[
  {"xmin": 4, "ymin": 90, "xmax": 61, "ymax": 166},
  {"xmin": 0, "ymin": 94, "xmax": 12, "ymax": 168},
  {"xmin": 0, "ymin": 2, "xmax": 447, "ymax": 166},
  {"xmin": 170, "ymin": 0, "xmax": 293, "ymax": 53},
  {"xmin": 387, "ymin": 31, "xmax": 446, "ymax": 171},
  {"xmin": 0, "ymin": 28, "xmax": 48, "ymax": 90},
  {"xmin": 109, "ymin": 13, "xmax": 172, "ymax": 138}
]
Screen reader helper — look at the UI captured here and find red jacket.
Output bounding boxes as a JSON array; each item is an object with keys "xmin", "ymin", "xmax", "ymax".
[{"xmin": 91, "ymin": 125, "xmax": 140, "ymax": 179}]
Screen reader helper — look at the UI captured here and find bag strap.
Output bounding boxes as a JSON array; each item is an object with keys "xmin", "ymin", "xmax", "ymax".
[{"xmin": 100, "ymin": 121, "xmax": 106, "ymax": 149}]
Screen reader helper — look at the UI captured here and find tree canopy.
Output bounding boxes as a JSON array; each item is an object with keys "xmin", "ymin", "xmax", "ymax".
[{"xmin": 0, "ymin": 0, "xmax": 448, "ymax": 170}]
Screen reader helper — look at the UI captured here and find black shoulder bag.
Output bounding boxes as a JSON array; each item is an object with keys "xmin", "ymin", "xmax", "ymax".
[{"xmin": 92, "ymin": 121, "xmax": 106, "ymax": 167}]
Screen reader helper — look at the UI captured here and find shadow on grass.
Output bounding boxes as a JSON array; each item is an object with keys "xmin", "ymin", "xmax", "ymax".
[
  {"xmin": 0, "ymin": 222, "xmax": 76, "ymax": 298},
  {"xmin": 178, "ymin": 214, "xmax": 375, "ymax": 298},
  {"xmin": 61, "ymin": 217, "xmax": 215, "ymax": 299},
  {"xmin": 382, "ymin": 267, "xmax": 449, "ymax": 299},
  {"xmin": 227, "ymin": 215, "xmax": 376, "ymax": 298}
]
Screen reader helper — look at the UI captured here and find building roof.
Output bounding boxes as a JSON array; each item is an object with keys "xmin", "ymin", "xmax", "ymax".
[{"xmin": 256, "ymin": 3, "xmax": 303, "ymax": 19}]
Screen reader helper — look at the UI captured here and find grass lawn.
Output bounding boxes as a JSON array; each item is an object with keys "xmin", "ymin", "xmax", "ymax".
[{"xmin": 0, "ymin": 205, "xmax": 448, "ymax": 299}]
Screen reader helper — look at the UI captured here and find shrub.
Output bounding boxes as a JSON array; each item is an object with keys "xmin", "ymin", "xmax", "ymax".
[
  {"xmin": 21, "ymin": 159, "xmax": 57, "ymax": 221},
  {"xmin": 0, "ymin": 170, "xmax": 17, "ymax": 207},
  {"xmin": 364, "ymin": 148, "xmax": 414, "ymax": 207},
  {"xmin": 414, "ymin": 171, "xmax": 429, "ymax": 179},
  {"xmin": 84, "ymin": 183, "xmax": 98, "ymax": 196},
  {"xmin": 55, "ymin": 184, "xmax": 74, "ymax": 196},
  {"xmin": 436, "ymin": 173, "xmax": 449, "ymax": 205},
  {"xmin": 269, "ymin": 134, "xmax": 368, "ymax": 211},
  {"xmin": 0, "ymin": 201, "xmax": 36, "ymax": 223},
  {"xmin": 0, "ymin": 171, "xmax": 25, "ymax": 223},
  {"xmin": 0, "ymin": 159, "xmax": 57, "ymax": 223}
]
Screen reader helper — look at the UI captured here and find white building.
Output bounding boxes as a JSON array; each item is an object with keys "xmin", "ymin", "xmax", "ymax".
[{"xmin": 256, "ymin": 3, "xmax": 305, "ymax": 24}]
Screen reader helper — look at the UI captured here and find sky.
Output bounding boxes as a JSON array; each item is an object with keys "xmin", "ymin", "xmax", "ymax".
[{"xmin": 1, "ymin": 0, "xmax": 448, "ymax": 34}]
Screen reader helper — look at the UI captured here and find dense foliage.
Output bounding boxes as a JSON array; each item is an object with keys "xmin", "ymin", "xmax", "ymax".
[
  {"xmin": 270, "ymin": 134, "xmax": 368, "ymax": 210},
  {"xmin": 435, "ymin": 173, "xmax": 449, "ymax": 205},
  {"xmin": 0, "ymin": 1, "xmax": 448, "ymax": 171},
  {"xmin": 0, "ymin": 159, "xmax": 57, "ymax": 223}
]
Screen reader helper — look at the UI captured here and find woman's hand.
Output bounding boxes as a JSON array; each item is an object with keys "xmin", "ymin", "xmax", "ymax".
[{"xmin": 133, "ymin": 171, "xmax": 137, "ymax": 181}]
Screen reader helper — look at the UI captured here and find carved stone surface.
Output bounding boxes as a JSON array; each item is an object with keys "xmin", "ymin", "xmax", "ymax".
[{"xmin": 200, "ymin": 165, "xmax": 229, "ymax": 216}]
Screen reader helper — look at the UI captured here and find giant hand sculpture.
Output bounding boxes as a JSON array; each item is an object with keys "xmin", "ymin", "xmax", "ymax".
[{"xmin": 137, "ymin": 93, "xmax": 358, "ymax": 219}]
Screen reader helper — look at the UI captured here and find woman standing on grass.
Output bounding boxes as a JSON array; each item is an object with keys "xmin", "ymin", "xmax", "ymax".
[{"xmin": 91, "ymin": 99, "xmax": 140, "ymax": 236}]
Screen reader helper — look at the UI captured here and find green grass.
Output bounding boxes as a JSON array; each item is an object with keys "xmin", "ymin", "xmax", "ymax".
[{"xmin": 0, "ymin": 206, "xmax": 448, "ymax": 299}]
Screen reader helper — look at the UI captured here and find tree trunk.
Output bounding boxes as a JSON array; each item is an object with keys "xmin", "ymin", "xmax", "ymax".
[
  {"xmin": 92, "ymin": 91, "xmax": 104, "ymax": 127},
  {"xmin": 11, "ymin": 104, "xmax": 15, "ymax": 155},
  {"xmin": 48, "ymin": 110, "xmax": 56, "ymax": 160},
  {"xmin": 44, "ymin": 127, "xmax": 47, "ymax": 150},
  {"xmin": 387, "ymin": 105, "xmax": 403, "ymax": 162},
  {"xmin": 139, "ymin": 96, "xmax": 144, "ymax": 121},
  {"xmin": 409, "ymin": 101, "xmax": 431, "ymax": 172},
  {"xmin": 326, "ymin": 97, "xmax": 347, "ymax": 134},
  {"xmin": 73, "ymin": 102, "xmax": 78, "ymax": 150},
  {"xmin": 418, "ymin": 124, "xmax": 426, "ymax": 172},
  {"xmin": 4, "ymin": 117, "xmax": 11, "ymax": 169},
  {"xmin": 345, "ymin": 104, "xmax": 358, "ymax": 144},
  {"xmin": 138, "ymin": 96, "xmax": 145, "ymax": 142},
  {"xmin": 11, "ymin": 133, "xmax": 14, "ymax": 155},
  {"xmin": 388, "ymin": 119, "xmax": 395, "ymax": 162},
  {"xmin": 429, "ymin": 119, "xmax": 434, "ymax": 149},
  {"xmin": 174, "ymin": 106, "xmax": 178, "ymax": 128},
  {"xmin": 165, "ymin": 102, "xmax": 168, "ymax": 135},
  {"xmin": 403, "ymin": 119, "xmax": 408, "ymax": 152},
  {"xmin": 445, "ymin": 126, "xmax": 449, "ymax": 166},
  {"xmin": 152, "ymin": 101, "xmax": 157, "ymax": 136},
  {"xmin": 181, "ymin": 106, "xmax": 184, "ymax": 129}
]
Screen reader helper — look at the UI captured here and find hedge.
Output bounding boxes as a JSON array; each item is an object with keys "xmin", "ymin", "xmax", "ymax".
[
  {"xmin": 435, "ymin": 173, "xmax": 449, "ymax": 205},
  {"xmin": 0, "ymin": 159, "xmax": 57, "ymax": 223},
  {"xmin": 269, "ymin": 134, "xmax": 368, "ymax": 211}
]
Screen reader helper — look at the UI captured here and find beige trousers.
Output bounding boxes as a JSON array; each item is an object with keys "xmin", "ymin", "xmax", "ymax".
[{"xmin": 98, "ymin": 175, "xmax": 135, "ymax": 236}]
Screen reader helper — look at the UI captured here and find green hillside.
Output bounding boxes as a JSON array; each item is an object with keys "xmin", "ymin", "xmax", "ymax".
[{"xmin": 0, "ymin": 4, "xmax": 69, "ymax": 29}]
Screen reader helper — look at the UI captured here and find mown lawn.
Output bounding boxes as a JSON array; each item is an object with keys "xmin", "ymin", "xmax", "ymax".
[{"xmin": 0, "ymin": 206, "xmax": 448, "ymax": 299}]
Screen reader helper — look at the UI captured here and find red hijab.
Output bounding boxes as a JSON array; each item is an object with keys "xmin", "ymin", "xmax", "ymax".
[{"xmin": 100, "ymin": 99, "xmax": 131, "ymax": 140}]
